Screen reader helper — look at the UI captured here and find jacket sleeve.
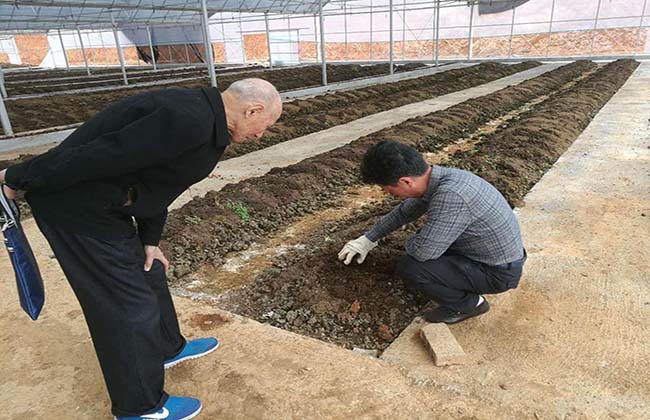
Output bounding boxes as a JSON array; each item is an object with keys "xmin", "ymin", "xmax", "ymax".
[
  {"xmin": 404, "ymin": 191, "xmax": 472, "ymax": 262},
  {"xmin": 364, "ymin": 198, "xmax": 428, "ymax": 242},
  {"xmin": 136, "ymin": 210, "xmax": 168, "ymax": 246},
  {"xmin": 5, "ymin": 106, "xmax": 207, "ymax": 193}
]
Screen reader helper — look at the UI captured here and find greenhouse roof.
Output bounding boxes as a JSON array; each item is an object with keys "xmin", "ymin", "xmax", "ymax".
[{"xmin": 0, "ymin": 0, "xmax": 331, "ymax": 32}]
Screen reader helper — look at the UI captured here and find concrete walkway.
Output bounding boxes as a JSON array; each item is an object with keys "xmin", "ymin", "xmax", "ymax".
[
  {"xmin": 381, "ymin": 62, "xmax": 650, "ymax": 418},
  {"xmin": 1, "ymin": 62, "xmax": 647, "ymax": 419}
]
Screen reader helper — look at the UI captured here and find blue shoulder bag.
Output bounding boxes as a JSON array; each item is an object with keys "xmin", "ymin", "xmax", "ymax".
[{"xmin": 0, "ymin": 187, "xmax": 44, "ymax": 320}]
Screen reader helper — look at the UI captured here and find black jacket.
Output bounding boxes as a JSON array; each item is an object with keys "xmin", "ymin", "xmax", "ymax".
[{"xmin": 6, "ymin": 87, "xmax": 229, "ymax": 245}]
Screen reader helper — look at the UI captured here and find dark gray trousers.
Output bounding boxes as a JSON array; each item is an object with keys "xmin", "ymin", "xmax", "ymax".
[
  {"xmin": 34, "ymin": 216, "xmax": 185, "ymax": 417},
  {"xmin": 396, "ymin": 250, "xmax": 524, "ymax": 313}
]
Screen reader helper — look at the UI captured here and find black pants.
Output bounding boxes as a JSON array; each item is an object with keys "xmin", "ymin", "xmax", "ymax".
[
  {"xmin": 35, "ymin": 216, "xmax": 186, "ymax": 417},
  {"xmin": 396, "ymin": 250, "xmax": 525, "ymax": 313}
]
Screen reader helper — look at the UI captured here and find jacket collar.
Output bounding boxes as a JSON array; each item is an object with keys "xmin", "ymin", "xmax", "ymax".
[
  {"xmin": 422, "ymin": 165, "xmax": 443, "ymax": 202},
  {"xmin": 201, "ymin": 87, "xmax": 230, "ymax": 148}
]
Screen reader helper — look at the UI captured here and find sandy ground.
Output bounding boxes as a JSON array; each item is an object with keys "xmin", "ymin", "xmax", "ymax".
[{"xmin": 0, "ymin": 62, "xmax": 648, "ymax": 419}]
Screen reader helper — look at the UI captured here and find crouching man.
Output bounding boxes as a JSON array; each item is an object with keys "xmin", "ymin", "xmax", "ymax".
[{"xmin": 338, "ymin": 141, "xmax": 526, "ymax": 324}]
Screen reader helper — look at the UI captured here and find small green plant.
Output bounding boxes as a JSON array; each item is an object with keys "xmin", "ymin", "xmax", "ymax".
[
  {"xmin": 184, "ymin": 215, "xmax": 201, "ymax": 225},
  {"xmin": 225, "ymin": 200, "xmax": 250, "ymax": 222}
]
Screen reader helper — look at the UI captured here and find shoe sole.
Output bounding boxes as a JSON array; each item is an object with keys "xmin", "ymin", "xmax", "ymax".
[
  {"xmin": 113, "ymin": 403, "xmax": 202, "ymax": 420},
  {"xmin": 181, "ymin": 404, "xmax": 202, "ymax": 420},
  {"xmin": 164, "ymin": 341, "xmax": 220, "ymax": 369},
  {"xmin": 444, "ymin": 304, "xmax": 490, "ymax": 325}
]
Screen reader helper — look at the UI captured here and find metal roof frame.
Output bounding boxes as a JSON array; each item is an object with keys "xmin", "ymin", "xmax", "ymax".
[{"xmin": 0, "ymin": 0, "xmax": 332, "ymax": 32}]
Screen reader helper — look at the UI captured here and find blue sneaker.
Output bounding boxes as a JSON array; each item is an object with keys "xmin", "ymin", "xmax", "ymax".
[
  {"xmin": 114, "ymin": 396, "xmax": 201, "ymax": 420},
  {"xmin": 164, "ymin": 337, "xmax": 219, "ymax": 369}
]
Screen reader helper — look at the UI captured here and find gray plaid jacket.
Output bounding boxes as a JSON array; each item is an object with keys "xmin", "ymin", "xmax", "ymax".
[{"xmin": 365, "ymin": 165, "xmax": 524, "ymax": 265}]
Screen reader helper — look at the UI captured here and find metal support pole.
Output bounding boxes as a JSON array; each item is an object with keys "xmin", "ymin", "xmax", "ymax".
[
  {"xmin": 318, "ymin": 0, "xmax": 327, "ymax": 85},
  {"xmin": 184, "ymin": 43, "xmax": 190, "ymax": 64},
  {"xmin": 113, "ymin": 26, "xmax": 128, "ymax": 85},
  {"xmin": 313, "ymin": 15, "xmax": 319, "ymax": 62},
  {"xmin": 389, "ymin": 0, "xmax": 394, "ymax": 75},
  {"xmin": 402, "ymin": 0, "xmax": 406, "ymax": 61},
  {"xmin": 0, "ymin": 90, "xmax": 13, "ymax": 137},
  {"xmin": 147, "ymin": 26, "xmax": 157, "ymax": 70},
  {"xmin": 545, "ymin": 0, "xmax": 556, "ymax": 57},
  {"xmin": 76, "ymin": 27, "xmax": 91, "ymax": 76},
  {"xmin": 435, "ymin": 0, "xmax": 440, "ymax": 67},
  {"xmin": 635, "ymin": 0, "xmax": 649, "ymax": 54},
  {"xmin": 45, "ymin": 32, "xmax": 55, "ymax": 69},
  {"xmin": 200, "ymin": 0, "xmax": 217, "ymax": 87},
  {"xmin": 468, "ymin": 3, "xmax": 475, "ymax": 60},
  {"xmin": 589, "ymin": 0, "xmax": 603, "ymax": 56},
  {"xmin": 0, "ymin": 65, "xmax": 6, "ymax": 99},
  {"xmin": 508, "ymin": 5, "xmax": 516, "ymax": 58},
  {"xmin": 239, "ymin": 13, "xmax": 246, "ymax": 64},
  {"xmin": 343, "ymin": 0, "xmax": 348, "ymax": 61},
  {"xmin": 265, "ymin": 13, "xmax": 273, "ymax": 68},
  {"xmin": 369, "ymin": 0, "xmax": 374, "ymax": 60},
  {"xmin": 57, "ymin": 29, "xmax": 70, "ymax": 70}
]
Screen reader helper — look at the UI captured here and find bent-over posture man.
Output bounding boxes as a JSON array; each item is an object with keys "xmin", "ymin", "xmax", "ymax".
[
  {"xmin": 339, "ymin": 141, "xmax": 526, "ymax": 324},
  {"xmin": 0, "ymin": 78, "xmax": 282, "ymax": 420}
]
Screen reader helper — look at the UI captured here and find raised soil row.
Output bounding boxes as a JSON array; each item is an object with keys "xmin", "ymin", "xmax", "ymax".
[
  {"xmin": 0, "ymin": 62, "xmax": 535, "ymax": 221},
  {"xmin": 1, "ymin": 63, "xmax": 424, "ymax": 135},
  {"xmin": 213, "ymin": 59, "xmax": 639, "ymax": 351},
  {"xmin": 5, "ymin": 66, "xmax": 256, "ymax": 96},
  {"xmin": 223, "ymin": 61, "xmax": 539, "ymax": 160}
]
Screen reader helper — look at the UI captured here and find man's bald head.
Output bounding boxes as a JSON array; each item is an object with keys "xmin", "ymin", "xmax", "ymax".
[
  {"xmin": 221, "ymin": 78, "xmax": 282, "ymax": 143},
  {"xmin": 224, "ymin": 78, "xmax": 282, "ymax": 118}
]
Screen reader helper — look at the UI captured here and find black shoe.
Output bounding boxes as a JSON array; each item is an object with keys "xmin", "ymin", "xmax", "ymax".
[{"xmin": 423, "ymin": 299, "xmax": 490, "ymax": 324}]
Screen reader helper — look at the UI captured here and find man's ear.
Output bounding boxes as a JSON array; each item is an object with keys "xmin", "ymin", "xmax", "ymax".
[
  {"xmin": 397, "ymin": 177, "xmax": 415, "ymax": 187},
  {"xmin": 245, "ymin": 103, "xmax": 265, "ymax": 118}
]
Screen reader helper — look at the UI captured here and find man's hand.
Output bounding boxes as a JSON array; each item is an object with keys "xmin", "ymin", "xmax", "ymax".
[
  {"xmin": 144, "ymin": 245, "xmax": 169, "ymax": 272},
  {"xmin": 338, "ymin": 235, "xmax": 378, "ymax": 265}
]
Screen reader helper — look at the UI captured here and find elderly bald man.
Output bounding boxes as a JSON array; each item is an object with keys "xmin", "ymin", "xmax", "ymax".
[{"xmin": 0, "ymin": 78, "xmax": 282, "ymax": 420}]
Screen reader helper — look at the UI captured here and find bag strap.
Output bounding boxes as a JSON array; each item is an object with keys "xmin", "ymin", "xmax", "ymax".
[{"xmin": 0, "ymin": 185, "xmax": 18, "ymax": 229}]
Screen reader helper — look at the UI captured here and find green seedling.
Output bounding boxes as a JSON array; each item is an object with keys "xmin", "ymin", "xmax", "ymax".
[
  {"xmin": 226, "ymin": 200, "xmax": 250, "ymax": 222},
  {"xmin": 184, "ymin": 215, "xmax": 201, "ymax": 225}
]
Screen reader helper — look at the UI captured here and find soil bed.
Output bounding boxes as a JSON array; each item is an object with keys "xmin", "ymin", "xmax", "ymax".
[
  {"xmin": 1, "ymin": 63, "xmax": 424, "ymax": 135},
  {"xmin": 161, "ymin": 60, "xmax": 595, "ymax": 277},
  {"xmin": 1, "ymin": 62, "xmax": 537, "ymax": 220},
  {"xmin": 5, "ymin": 66, "xmax": 258, "ymax": 96},
  {"xmin": 223, "ymin": 62, "xmax": 539, "ymax": 160},
  {"xmin": 167, "ymin": 59, "xmax": 638, "ymax": 351}
]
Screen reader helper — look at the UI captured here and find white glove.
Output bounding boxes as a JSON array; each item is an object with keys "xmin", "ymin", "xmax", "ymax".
[{"xmin": 338, "ymin": 235, "xmax": 378, "ymax": 265}]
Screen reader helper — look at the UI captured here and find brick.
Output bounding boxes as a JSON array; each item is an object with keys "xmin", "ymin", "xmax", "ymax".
[{"xmin": 419, "ymin": 323, "xmax": 466, "ymax": 366}]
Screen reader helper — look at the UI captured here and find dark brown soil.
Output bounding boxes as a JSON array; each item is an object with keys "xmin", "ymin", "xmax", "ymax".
[
  {"xmin": 0, "ymin": 62, "xmax": 535, "ymax": 221},
  {"xmin": 223, "ymin": 62, "xmax": 539, "ymax": 160},
  {"xmin": 448, "ymin": 58, "xmax": 640, "ymax": 207},
  {"xmin": 1, "ymin": 63, "xmax": 425, "ymax": 135},
  {"xmin": 5, "ymin": 67, "xmax": 235, "ymax": 96},
  {"xmin": 171, "ymin": 59, "xmax": 638, "ymax": 351},
  {"xmin": 161, "ymin": 60, "xmax": 596, "ymax": 278},
  {"xmin": 2, "ymin": 63, "xmax": 251, "ymax": 84}
]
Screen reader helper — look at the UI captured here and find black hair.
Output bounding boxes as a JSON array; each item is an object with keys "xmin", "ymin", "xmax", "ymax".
[{"xmin": 360, "ymin": 140, "xmax": 428, "ymax": 185}]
